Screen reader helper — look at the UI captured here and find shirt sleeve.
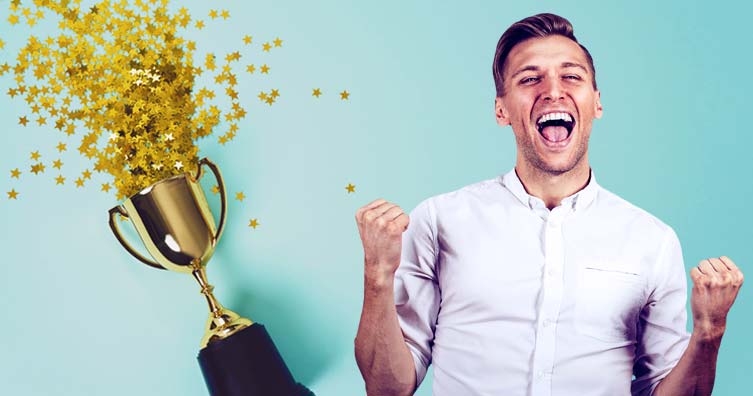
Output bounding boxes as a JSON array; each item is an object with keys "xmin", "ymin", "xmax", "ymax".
[
  {"xmin": 394, "ymin": 198, "xmax": 441, "ymax": 388},
  {"xmin": 631, "ymin": 227, "xmax": 691, "ymax": 396}
]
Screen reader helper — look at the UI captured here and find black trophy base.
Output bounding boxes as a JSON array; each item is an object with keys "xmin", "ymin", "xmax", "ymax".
[{"xmin": 198, "ymin": 323, "xmax": 315, "ymax": 396}]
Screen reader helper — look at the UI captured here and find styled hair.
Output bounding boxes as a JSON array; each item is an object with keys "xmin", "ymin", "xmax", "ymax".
[{"xmin": 492, "ymin": 13, "xmax": 597, "ymax": 97}]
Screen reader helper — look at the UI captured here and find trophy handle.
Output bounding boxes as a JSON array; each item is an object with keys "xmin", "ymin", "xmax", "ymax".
[
  {"xmin": 192, "ymin": 157, "xmax": 227, "ymax": 242},
  {"xmin": 108, "ymin": 205, "xmax": 165, "ymax": 270}
]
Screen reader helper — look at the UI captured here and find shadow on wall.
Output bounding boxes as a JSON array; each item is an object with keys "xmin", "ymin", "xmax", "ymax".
[{"xmin": 217, "ymin": 253, "xmax": 342, "ymax": 386}]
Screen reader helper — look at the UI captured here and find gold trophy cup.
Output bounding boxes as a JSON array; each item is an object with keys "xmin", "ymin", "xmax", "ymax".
[
  {"xmin": 108, "ymin": 157, "xmax": 251, "ymax": 348},
  {"xmin": 107, "ymin": 157, "xmax": 314, "ymax": 396}
]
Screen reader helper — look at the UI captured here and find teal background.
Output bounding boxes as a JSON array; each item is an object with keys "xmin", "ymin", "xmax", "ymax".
[{"xmin": 1, "ymin": 0, "xmax": 751, "ymax": 395}]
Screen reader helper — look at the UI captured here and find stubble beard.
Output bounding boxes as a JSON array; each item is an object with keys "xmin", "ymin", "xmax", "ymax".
[{"xmin": 516, "ymin": 129, "xmax": 589, "ymax": 176}]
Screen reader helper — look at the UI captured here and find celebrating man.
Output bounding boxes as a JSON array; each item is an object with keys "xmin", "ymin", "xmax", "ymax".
[{"xmin": 354, "ymin": 13, "xmax": 744, "ymax": 396}]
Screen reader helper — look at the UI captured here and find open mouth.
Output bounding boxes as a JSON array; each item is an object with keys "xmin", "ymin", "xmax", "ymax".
[{"xmin": 536, "ymin": 112, "xmax": 575, "ymax": 143}]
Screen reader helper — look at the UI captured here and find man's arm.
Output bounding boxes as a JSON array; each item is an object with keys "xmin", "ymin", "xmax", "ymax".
[
  {"xmin": 354, "ymin": 199, "xmax": 416, "ymax": 396},
  {"xmin": 654, "ymin": 256, "xmax": 744, "ymax": 396}
]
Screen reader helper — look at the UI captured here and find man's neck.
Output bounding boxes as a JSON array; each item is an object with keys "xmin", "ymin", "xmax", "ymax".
[{"xmin": 514, "ymin": 160, "xmax": 591, "ymax": 210}]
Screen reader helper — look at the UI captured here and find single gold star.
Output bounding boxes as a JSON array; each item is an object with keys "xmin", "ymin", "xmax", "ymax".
[
  {"xmin": 312, "ymin": 88, "xmax": 322, "ymax": 97},
  {"xmin": 248, "ymin": 218, "xmax": 259, "ymax": 229},
  {"xmin": 82, "ymin": 169, "xmax": 92, "ymax": 179},
  {"xmin": 195, "ymin": 20, "xmax": 205, "ymax": 29},
  {"xmin": 345, "ymin": 183, "xmax": 356, "ymax": 193},
  {"xmin": 56, "ymin": 142, "xmax": 67, "ymax": 152},
  {"xmin": 18, "ymin": 116, "xmax": 29, "ymax": 126},
  {"xmin": 340, "ymin": 90, "xmax": 350, "ymax": 100},
  {"xmin": 220, "ymin": 10, "xmax": 230, "ymax": 20},
  {"xmin": 10, "ymin": 168, "xmax": 21, "ymax": 179},
  {"xmin": 30, "ymin": 151, "xmax": 41, "ymax": 161},
  {"xmin": 52, "ymin": 159, "xmax": 63, "ymax": 169},
  {"xmin": 270, "ymin": 89, "xmax": 280, "ymax": 98},
  {"xmin": 262, "ymin": 42, "xmax": 271, "ymax": 52},
  {"xmin": 260, "ymin": 64, "xmax": 270, "ymax": 74},
  {"xmin": 273, "ymin": 37, "xmax": 283, "ymax": 47},
  {"xmin": 243, "ymin": 35, "xmax": 252, "ymax": 45},
  {"xmin": 208, "ymin": 9, "xmax": 218, "ymax": 19},
  {"xmin": 0, "ymin": 39, "xmax": 5, "ymax": 50},
  {"xmin": 55, "ymin": 175, "xmax": 65, "ymax": 185},
  {"xmin": 75, "ymin": 177, "xmax": 84, "ymax": 188},
  {"xmin": 235, "ymin": 191, "xmax": 246, "ymax": 201},
  {"xmin": 246, "ymin": 64, "xmax": 256, "ymax": 74},
  {"xmin": 211, "ymin": 185, "xmax": 220, "ymax": 195},
  {"xmin": 101, "ymin": 183, "xmax": 111, "ymax": 192},
  {"xmin": 7, "ymin": 189, "xmax": 19, "ymax": 199}
]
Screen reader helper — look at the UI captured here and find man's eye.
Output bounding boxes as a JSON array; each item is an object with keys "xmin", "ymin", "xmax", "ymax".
[
  {"xmin": 564, "ymin": 75, "xmax": 581, "ymax": 80},
  {"xmin": 520, "ymin": 77, "xmax": 539, "ymax": 84}
]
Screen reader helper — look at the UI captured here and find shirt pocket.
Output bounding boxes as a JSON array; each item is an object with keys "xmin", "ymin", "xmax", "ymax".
[{"xmin": 574, "ymin": 261, "xmax": 646, "ymax": 343}]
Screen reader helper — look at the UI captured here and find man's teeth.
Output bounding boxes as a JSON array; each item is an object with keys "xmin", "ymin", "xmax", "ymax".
[{"xmin": 537, "ymin": 112, "xmax": 573, "ymax": 124}]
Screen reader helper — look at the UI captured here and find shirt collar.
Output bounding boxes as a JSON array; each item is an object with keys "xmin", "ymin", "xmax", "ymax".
[{"xmin": 499, "ymin": 168, "xmax": 599, "ymax": 212}]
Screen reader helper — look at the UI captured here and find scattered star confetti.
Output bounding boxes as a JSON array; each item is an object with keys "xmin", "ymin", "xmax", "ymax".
[
  {"xmin": 243, "ymin": 35, "xmax": 252, "ymax": 45},
  {"xmin": 30, "ymin": 151, "xmax": 40, "ymax": 161},
  {"xmin": 75, "ymin": 178, "xmax": 84, "ymax": 188},
  {"xmin": 211, "ymin": 185, "xmax": 220, "ymax": 195},
  {"xmin": 340, "ymin": 90, "xmax": 350, "ymax": 100},
  {"xmin": 101, "ymin": 183, "xmax": 111, "ymax": 192},
  {"xmin": 262, "ymin": 42, "xmax": 271, "ymax": 52},
  {"xmin": 52, "ymin": 159, "xmax": 63, "ymax": 169},
  {"xmin": 55, "ymin": 175, "xmax": 65, "ymax": 185},
  {"xmin": 273, "ymin": 37, "xmax": 283, "ymax": 47},
  {"xmin": 260, "ymin": 64, "xmax": 270, "ymax": 74},
  {"xmin": 7, "ymin": 189, "xmax": 19, "ymax": 199},
  {"xmin": 56, "ymin": 142, "xmax": 67, "ymax": 152},
  {"xmin": 248, "ymin": 218, "xmax": 259, "ymax": 228},
  {"xmin": 345, "ymin": 183, "xmax": 356, "ymax": 193},
  {"xmin": 312, "ymin": 88, "xmax": 322, "ymax": 97},
  {"xmin": 235, "ymin": 191, "xmax": 245, "ymax": 201},
  {"xmin": 10, "ymin": 168, "xmax": 21, "ymax": 179}
]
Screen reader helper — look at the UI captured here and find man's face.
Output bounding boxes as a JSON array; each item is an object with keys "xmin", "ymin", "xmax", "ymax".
[{"xmin": 495, "ymin": 35, "xmax": 602, "ymax": 175}]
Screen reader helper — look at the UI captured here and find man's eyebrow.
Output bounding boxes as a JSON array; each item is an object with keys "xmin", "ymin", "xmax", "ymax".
[
  {"xmin": 561, "ymin": 62, "xmax": 588, "ymax": 74},
  {"xmin": 509, "ymin": 62, "xmax": 589, "ymax": 80}
]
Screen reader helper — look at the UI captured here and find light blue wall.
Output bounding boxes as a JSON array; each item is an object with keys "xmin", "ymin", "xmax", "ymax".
[{"xmin": 1, "ymin": 1, "xmax": 750, "ymax": 395}]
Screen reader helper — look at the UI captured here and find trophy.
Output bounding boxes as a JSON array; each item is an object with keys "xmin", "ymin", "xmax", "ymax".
[{"xmin": 108, "ymin": 157, "xmax": 314, "ymax": 396}]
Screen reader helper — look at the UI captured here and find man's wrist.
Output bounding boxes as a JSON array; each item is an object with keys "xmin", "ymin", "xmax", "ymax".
[
  {"xmin": 692, "ymin": 321, "xmax": 726, "ymax": 343},
  {"xmin": 364, "ymin": 267, "xmax": 396, "ymax": 292}
]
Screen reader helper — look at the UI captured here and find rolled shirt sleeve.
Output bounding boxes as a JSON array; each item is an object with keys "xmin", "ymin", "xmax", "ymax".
[
  {"xmin": 632, "ymin": 228, "xmax": 691, "ymax": 396},
  {"xmin": 394, "ymin": 199, "xmax": 441, "ymax": 387}
]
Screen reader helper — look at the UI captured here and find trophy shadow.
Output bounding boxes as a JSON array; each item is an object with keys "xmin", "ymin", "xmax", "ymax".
[{"xmin": 221, "ymin": 274, "xmax": 340, "ymax": 386}]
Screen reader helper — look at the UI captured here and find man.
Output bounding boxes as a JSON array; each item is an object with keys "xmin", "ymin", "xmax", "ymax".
[{"xmin": 354, "ymin": 13, "xmax": 744, "ymax": 396}]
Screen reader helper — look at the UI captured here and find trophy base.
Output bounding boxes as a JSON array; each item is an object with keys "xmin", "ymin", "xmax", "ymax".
[{"xmin": 197, "ymin": 323, "xmax": 315, "ymax": 396}]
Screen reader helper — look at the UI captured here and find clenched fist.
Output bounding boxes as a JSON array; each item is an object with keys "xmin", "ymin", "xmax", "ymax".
[
  {"xmin": 690, "ymin": 256, "xmax": 744, "ymax": 338},
  {"xmin": 355, "ymin": 199, "xmax": 410, "ymax": 282}
]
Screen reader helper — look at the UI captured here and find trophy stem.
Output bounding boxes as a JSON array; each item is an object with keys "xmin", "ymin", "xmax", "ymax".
[
  {"xmin": 192, "ymin": 265, "xmax": 223, "ymax": 315},
  {"xmin": 191, "ymin": 262, "xmax": 253, "ymax": 348}
]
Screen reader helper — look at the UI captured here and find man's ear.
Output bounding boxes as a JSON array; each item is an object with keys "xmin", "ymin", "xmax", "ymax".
[
  {"xmin": 495, "ymin": 97, "xmax": 511, "ymax": 126},
  {"xmin": 594, "ymin": 90, "xmax": 603, "ymax": 119}
]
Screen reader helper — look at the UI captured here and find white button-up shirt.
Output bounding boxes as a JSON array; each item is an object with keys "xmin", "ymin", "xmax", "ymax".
[{"xmin": 395, "ymin": 169, "xmax": 690, "ymax": 396}]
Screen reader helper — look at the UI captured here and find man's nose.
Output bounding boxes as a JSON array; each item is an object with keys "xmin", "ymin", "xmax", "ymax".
[{"xmin": 542, "ymin": 77, "xmax": 565, "ymax": 101}]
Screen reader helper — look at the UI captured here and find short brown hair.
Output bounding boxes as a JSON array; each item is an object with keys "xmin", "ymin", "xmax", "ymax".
[{"xmin": 492, "ymin": 13, "xmax": 597, "ymax": 97}]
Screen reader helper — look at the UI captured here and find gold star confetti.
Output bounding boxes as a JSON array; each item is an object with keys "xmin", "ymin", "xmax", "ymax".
[
  {"xmin": 260, "ymin": 64, "xmax": 270, "ymax": 74},
  {"xmin": 101, "ymin": 183, "xmax": 111, "ymax": 192},
  {"xmin": 312, "ymin": 88, "xmax": 322, "ymax": 97},
  {"xmin": 2, "ymin": 1, "xmax": 263, "ymax": 200},
  {"xmin": 273, "ymin": 37, "xmax": 283, "ymax": 47},
  {"xmin": 340, "ymin": 90, "xmax": 350, "ymax": 100},
  {"xmin": 235, "ymin": 191, "xmax": 246, "ymax": 201},
  {"xmin": 55, "ymin": 175, "xmax": 65, "ymax": 185},
  {"xmin": 262, "ymin": 42, "xmax": 271, "ymax": 52},
  {"xmin": 211, "ymin": 185, "xmax": 220, "ymax": 195},
  {"xmin": 345, "ymin": 183, "xmax": 356, "ymax": 193},
  {"xmin": 0, "ymin": 39, "xmax": 5, "ymax": 49},
  {"xmin": 10, "ymin": 168, "xmax": 21, "ymax": 179},
  {"xmin": 7, "ymin": 189, "xmax": 19, "ymax": 199},
  {"xmin": 248, "ymin": 218, "xmax": 259, "ymax": 229},
  {"xmin": 246, "ymin": 64, "xmax": 256, "ymax": 74}
]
